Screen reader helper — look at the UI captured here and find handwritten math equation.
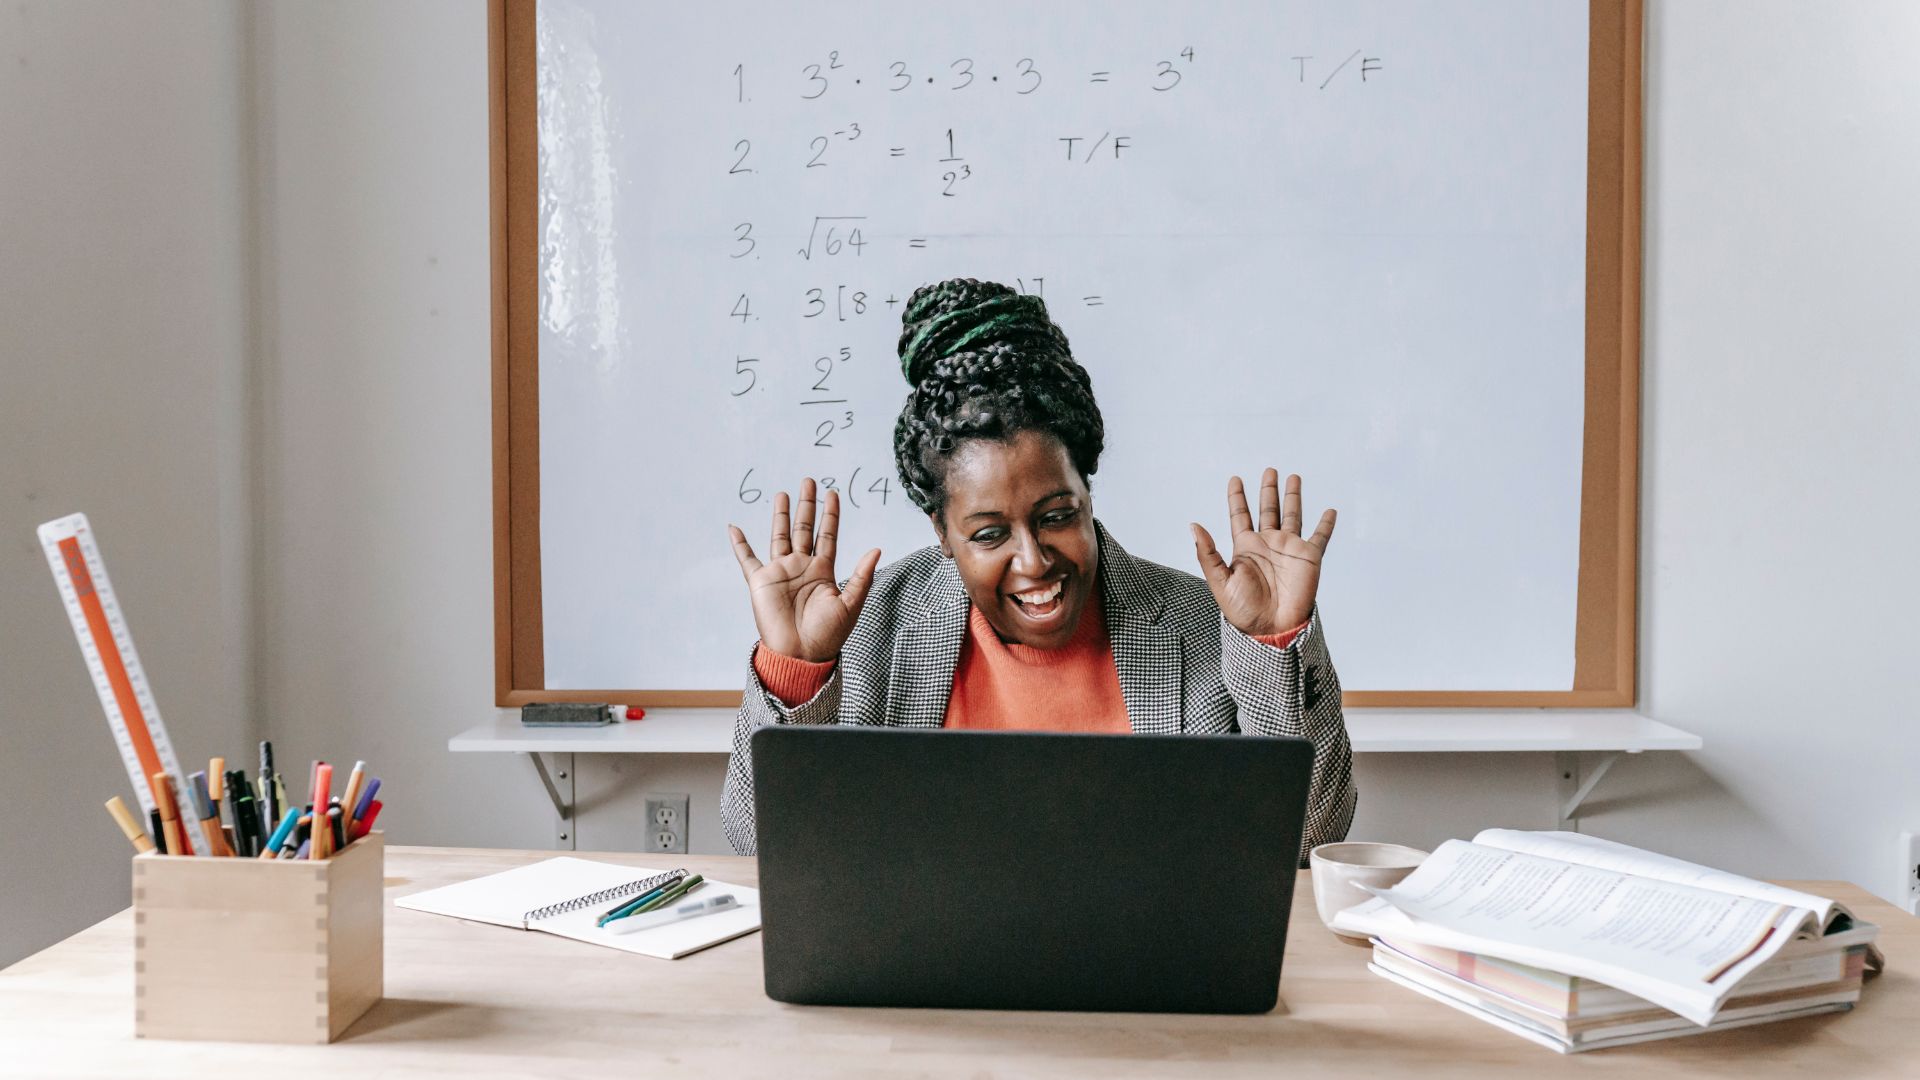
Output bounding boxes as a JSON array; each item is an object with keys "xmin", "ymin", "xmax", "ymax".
[{"xmin": 717, "ymin": 46, "xmax": 1380, "ymax": 502}]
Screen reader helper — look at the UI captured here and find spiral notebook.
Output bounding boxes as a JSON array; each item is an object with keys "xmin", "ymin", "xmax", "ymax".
[{"xmin": 394, "ymin": 857, "xmax": 761, "ymax": 959}]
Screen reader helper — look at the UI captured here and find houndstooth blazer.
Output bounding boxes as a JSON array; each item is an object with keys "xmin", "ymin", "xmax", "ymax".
[{"xmin": 721, "ymin": 521, "xmax": 1357, "ymax": 861}]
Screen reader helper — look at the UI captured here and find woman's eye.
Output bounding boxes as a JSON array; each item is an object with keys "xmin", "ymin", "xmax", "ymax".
[
  {"xmin": 970, "ymin": 527, "xmax": 1006, "ymax": 544},
  {"xmin": 1043, "ymin": 509, "xmax": 1078, "ymax": 526}
]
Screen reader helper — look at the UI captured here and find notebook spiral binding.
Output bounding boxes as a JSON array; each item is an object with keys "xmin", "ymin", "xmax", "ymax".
[{"xmin": 524, "ymin": 869, "xmax": 684, "ymax": 923}]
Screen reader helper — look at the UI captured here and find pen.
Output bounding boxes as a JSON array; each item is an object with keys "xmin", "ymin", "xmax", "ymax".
[
  {"xmin": 350, "ymin": 777, "xmax": 381, "ymax": 832},
  {"xmin": 260, "ymin": 808, "xmax": 299, "ymax": 859},
  {"xmin": 273, "ymin": 774, "xmax": 290, "ymax": 824},
  {"xmin": 148, "ymin": 807, "xmax": 167, "ymax": 854},
  {"xmin": 105, "ymin": 796, "xmax": 156, "ymax": 854},
  {"xmin": 226, "ymin": 769, "xmax": 259, "ymax": 856},
  {"xmin": 339, "ymin": 762, "xmax": 366, "ymax": 836},
  {"xmin": 606, "ymin": 894, "xmax": 739, "ymax": 936},
  {"xmin": 188, "ymin": 771, "xmax": 232, "ymax": 856},
  {"xmin": 327, "ymin": 801, "xmax": 346, "ymax": 854},
  {"xmin": 632, "ymin": 874, "xmax": 704, "ymax": 916},
  {"xmin": 259, "ymin": 741, "xmax": 279, "ymax": 833},
  {"xmin": 597, "ymin": 873, "xmax": 685, "ymax": 927},
  {"xmin": 350, "ymin": 800, "xmax": 382, "ymax": 839},
  {"xmin": 154, "ymin": 772, "xmax": 184, "ymax": 857}
]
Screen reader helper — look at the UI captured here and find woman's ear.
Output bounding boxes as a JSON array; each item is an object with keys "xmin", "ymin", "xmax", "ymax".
[{"xmin": 928, "ymin": 513, "xmax": 951, "ymax": 558}]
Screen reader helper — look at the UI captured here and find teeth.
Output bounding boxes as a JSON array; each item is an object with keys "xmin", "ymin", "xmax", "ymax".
[{"xmin": 1014, "ymin": 582, "xmax": 1063, "ymax": 606}]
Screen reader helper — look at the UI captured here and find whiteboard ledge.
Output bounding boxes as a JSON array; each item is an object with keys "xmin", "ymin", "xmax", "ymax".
[{"xmin": 448, "ymin": 710, "xmax": 1701, "ymax": 755}]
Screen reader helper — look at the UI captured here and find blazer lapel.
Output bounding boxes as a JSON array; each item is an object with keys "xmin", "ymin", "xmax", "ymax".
[
  {"xmin": 887, "ymin": 558, "xmax": 969, "ymax": 729},
  {"xmin": 1096, "ymin": 524, "xmax": 1185, "ymax": 735}
]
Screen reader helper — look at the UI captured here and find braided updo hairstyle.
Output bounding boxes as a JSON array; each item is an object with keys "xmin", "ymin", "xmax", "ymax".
[{"xmin": 892, "ymin": 278, "xmax": 1105, "ymax": 516}]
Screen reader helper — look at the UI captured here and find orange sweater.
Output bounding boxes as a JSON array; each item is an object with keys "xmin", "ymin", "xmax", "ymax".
[{"xmin": 753, "ymin": 601, "xmax": 1304, "ymax": 729}]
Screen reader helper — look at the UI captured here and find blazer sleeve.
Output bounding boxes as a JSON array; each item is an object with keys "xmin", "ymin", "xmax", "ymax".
[
  {"xmin": 720, "ymin": 644, "xmax": 844, "ymax": 855},
  {"xmin": 1218, "ymin": 604, "xmax": 1358, "ymax": 861}
]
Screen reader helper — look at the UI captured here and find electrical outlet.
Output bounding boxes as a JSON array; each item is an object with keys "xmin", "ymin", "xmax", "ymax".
[
  {"xmin": 1902, "ymin": 831, "xmax": 1919, "ymax": 916},
  {"xmin": 645, "ymin": 793, "xmax": 689, "ymax": 855}
]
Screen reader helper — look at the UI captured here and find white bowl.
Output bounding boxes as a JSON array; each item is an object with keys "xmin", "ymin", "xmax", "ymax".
[{"xmin": 1308, "ymin": 842, "xmax": 1429, "ymax": 936}]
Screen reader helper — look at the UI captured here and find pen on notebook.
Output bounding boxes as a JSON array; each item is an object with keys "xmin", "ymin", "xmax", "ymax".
[
  {"xmin": 606, "ymin": 894, "xmax": 739, "ymax": 936},
  {"xmin": 105, "ymin": 796, "xmax": 156, "ymax": 854},
  {"xmin": 632, "ymin": 874, "xmax": 705, "ymax": 916},
  {"xmin": 597, "ymin": 872, "xmax": 685, "ymax": 927}
]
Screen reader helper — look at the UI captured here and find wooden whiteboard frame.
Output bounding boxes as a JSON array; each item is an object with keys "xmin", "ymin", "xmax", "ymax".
[{"xmin": 490, "ymin": 0, "xmax": 1643, "ymax": 709}]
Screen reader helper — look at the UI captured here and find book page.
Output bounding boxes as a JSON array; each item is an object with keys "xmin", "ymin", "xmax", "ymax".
[
  {"xmin": 395, "ymin": 857, "xmax": 669, "ymax": 929},
  {"xmin": 1473, "ymin": 829, "xmax": 1838, "ymax": 926},
  {"xmin": 1340, "ymin": 840, "xmax": 1811, "ymax": 1023}
]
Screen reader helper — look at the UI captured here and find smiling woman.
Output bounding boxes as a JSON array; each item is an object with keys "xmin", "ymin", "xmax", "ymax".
[{"xmin": 721, "ymin": 278, "xmax": 1356, "ymax": 860}]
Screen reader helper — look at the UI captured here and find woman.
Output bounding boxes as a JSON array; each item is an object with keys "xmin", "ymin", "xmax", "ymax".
[{"xmin": 722, "ymin": 278, "xmax": 1355, "ymax": 859}]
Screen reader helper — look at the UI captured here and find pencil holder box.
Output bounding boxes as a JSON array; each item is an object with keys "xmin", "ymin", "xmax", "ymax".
[{"xmin": 132, "ymin": 831, "xmax": 384, "ymax": 1043}]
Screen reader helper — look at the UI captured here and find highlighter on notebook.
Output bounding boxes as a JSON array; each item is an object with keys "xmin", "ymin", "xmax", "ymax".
[{"xmin": 606, "ymin": 894, "xmax": 740, "ymax": 936}]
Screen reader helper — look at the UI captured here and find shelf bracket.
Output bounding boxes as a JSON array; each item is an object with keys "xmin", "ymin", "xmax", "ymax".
[
  {"xmin": 1555, "ymin": 751, "xmax": 1624, "ymax": 829},
  {"xmin": 525, "ymin": 752, "xmax": 576, "ymax": 850}
]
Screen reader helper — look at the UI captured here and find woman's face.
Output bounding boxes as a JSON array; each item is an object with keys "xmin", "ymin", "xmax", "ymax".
[{"xmin": 933, "ymin": 430, "xmax": 1099, "ymax": 649}]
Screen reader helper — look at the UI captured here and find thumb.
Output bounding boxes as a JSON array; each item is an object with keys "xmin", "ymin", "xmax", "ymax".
[
  {"xmin": 1191, "ymin": 523, "xmax": 1230, "ymax": 594},
  {"xmin": 838, "ymin": 548, "xmax": 883, "ymax": 615}
]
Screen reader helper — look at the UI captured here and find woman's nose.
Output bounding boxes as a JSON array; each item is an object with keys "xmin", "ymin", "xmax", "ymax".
[{"xmin": 1010, "ymin": 530, "xmax": 1052, "ymax": 578}]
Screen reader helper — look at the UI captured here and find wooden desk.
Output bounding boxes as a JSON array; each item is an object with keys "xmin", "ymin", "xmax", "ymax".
[{"xmin": 1, "ymin": 847, "xmax": 1911, "ymax": 1078}]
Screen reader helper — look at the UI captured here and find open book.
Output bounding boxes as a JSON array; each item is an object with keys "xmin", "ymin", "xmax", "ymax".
[
  {"xmin": 395, "ymin": 857, "xmax": 761, "ymax": 960},
  {"xmin": 1330, "ymin": 829, "xmax": 1883, "ymax": 1026}
]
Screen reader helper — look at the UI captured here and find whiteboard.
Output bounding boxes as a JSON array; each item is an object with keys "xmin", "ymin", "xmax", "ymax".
[{"xmin": 531, "ymin": 0, "xmax": 1591, "ymax": 693}]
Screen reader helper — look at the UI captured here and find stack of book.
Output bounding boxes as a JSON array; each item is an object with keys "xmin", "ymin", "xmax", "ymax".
[{"xmin": 1331, "ymin": 830, "xmax": 1884, "ymax": 1053}]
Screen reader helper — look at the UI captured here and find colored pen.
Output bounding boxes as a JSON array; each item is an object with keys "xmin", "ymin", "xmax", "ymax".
[
  {"xmin": 632, "ymin": 874, "xmax": 704, "ymax": 916},
  {"xmin": 148, "ymin": 807, "xmax": 167, "ymax": 854},
  {"xmin": 606, "ymin": 894, "xmax": 739, "ymax": 936},
  {"xmin": 339, "ymin": 762, "xmax": 366, "ymax": 835},
  {"xmin": 226, "ymin": 769, "xmax": 259, "ymax": 856},
  {"xmin": 259, "ymin": 741, "xmax": 279, "ymax": 833},
  {"xmin": 350, "ymin": 800, "xmax": 382, "ymax": 839},
  {"xmin": 597, "ymin": 873, "xmax": 685, "ymax": 927},
  {"xmin": 327, "ymin": 801, "xmax": 346, "ymax": 854},
  {"xmin": 154, "ymin": 772, "xmax": 184, "ymax": 857},
  {"xmin": 260, "ymin": 808, "xmax": 299, "ymax": 859},
  {"xmin": 105, "ymin": 796, "xmax": 156, "ymax": 854},
  {"xmin": 350, "ymin": 777, "xmax": 381, "ymax": 831}
]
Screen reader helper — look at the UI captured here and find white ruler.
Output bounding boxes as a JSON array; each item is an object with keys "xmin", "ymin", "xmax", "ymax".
[{"xmin": 38, "ymin": 512, "xmax": 195, "ymax": 855}]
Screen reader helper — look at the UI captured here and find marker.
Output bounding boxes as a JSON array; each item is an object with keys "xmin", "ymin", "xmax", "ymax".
[
  {"xmin": 606, "ymin": 894, "xmax": 739, "ymax": 936},
  {"xmin": 148, "ymin": 807, "xmax": 167, "ymax": 854},
  {"xmin": 350, "ymin": 800, "xmax": 382, "ymax": 839},
  {"xmin": 226, "ymin": 770, "xmax": 259, "ymax": 856},
  {"xmin": 154, "ymin": 772, "xmax": 184, "ymax": 857},
  {"xmin": 338, "ymin": 762, "xmax": 366, "ymax": 837},
  {"xmin": 327, "ymin": 800, "xmax": 346, "ymax": 854},
  {"xmin": 188, "ymin": 771, "xmax": 233, "ymax": 856},
  {"xmin": 273, "ymin": 774, "xmax": 290, "ymax": 826},
  {"xmin": 105, "ymin": 796, "xmax": 156, "ymax": 854},
  {"xmin": 349, "ymin": 777, "xmax": 381, "ymax": 831},
  {"xmin": 260, "ymin": 808, "xmax": 299, "ymax": 859},
  {"xmin": 259, "ymin": 737, "xmax": 278, "ymax": 834}
]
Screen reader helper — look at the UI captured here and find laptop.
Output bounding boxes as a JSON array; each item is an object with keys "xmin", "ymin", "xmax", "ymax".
[{"xmin": 751, "ymin": 726, "xmax": 1313, "ymax": 1014}]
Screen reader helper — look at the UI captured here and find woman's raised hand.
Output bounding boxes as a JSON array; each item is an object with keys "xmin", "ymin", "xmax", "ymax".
[
  {"xmin": 728, "ymin": 479, "xmax": 883, "ymax": 663},
  {"xmin": 1191, "ymin": 469, "xmax": 1336, "ymax": 638}
]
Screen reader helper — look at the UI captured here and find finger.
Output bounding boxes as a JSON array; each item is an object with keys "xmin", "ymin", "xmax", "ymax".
[
  {"xmin": 1191, "ymin": 523, "xmax": 1231, "ymax": 593},
  {"xmin": 1306, "ymin": 508, "xmax": 1337, "ymax": 551},
  {"xmin": 793, "ymin": 478, "xmax": 817, "ymax": 556},
  {"xmin": 1258, "ymin": 467, "xmax": 1281, "ymax": 532},
  {"xmin": 838, "ymin": 548, "xmax": 883, "ymax": 614},
  {"xmin": 1283, "ymin": 473, "xmax": 1304, "ymax": 535},
  {"xmin": 816, "ymin": 488, "xmax": 841, "ymax": 565},
  {"xmin": 1226, "ymin": 476, "xmax": 1254, "ymax": 537},
  {"xmin": 728, "ymin": 525, "xmax": 764, "ymax": 580},
  {"xmin": 769, "ymin": 491, "xmax": 792, "ymax": 558}
]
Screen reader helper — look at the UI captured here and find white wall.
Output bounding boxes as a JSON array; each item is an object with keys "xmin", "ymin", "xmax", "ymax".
[
  {"xmin": 4, "ymin": 0, "xmax": 1917, "ymax": 968},
  {"xmin": 0, "ymin": 2, "xmax": 254, "ymax": 966}
]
